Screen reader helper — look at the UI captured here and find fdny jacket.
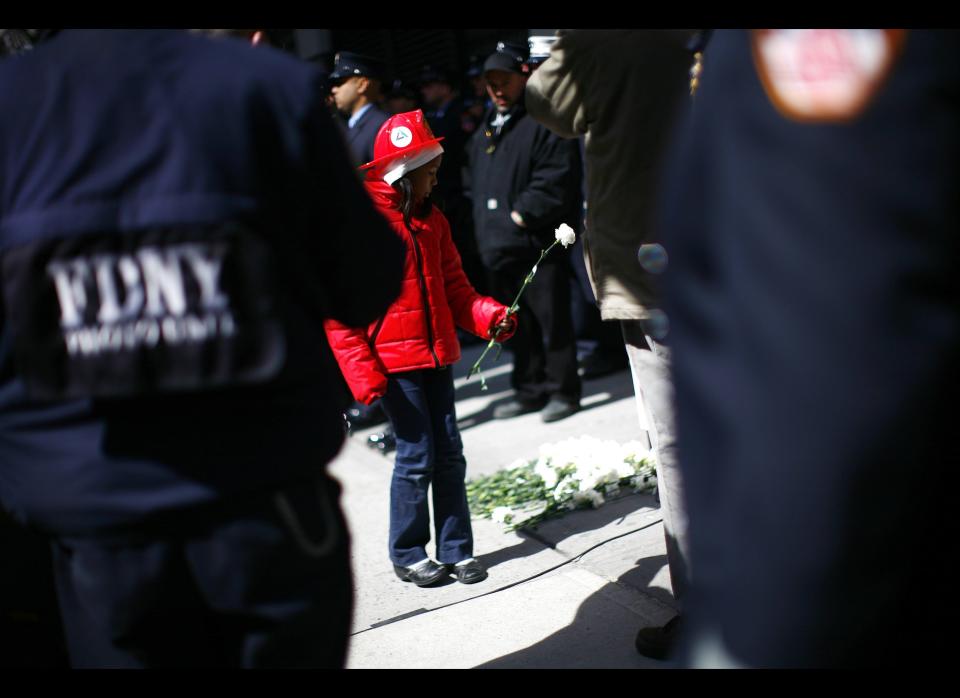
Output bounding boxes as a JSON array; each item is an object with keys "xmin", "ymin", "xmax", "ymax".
[
  {"xmin": 466, "ymin": 102, "xmax": 582, "ymax": 270},
  {"xmin": 0, "ymin": 30, "xmax": 404, "ymax": 537},
  {"xmin": 324, "ymin": 180, "xmax": 513, "ymax": 405},
  {"xmin": 662, "ymin": 30, "xmax": 959, "ymax": 666}
]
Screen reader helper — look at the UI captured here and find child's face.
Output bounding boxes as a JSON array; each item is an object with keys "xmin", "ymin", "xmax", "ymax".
[{"xmin": 409, "ymin": 155, "xmax": 442, "ymax": 203}]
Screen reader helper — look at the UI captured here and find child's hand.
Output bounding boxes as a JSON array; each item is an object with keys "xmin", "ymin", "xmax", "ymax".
[{"xmin": 491, "ymin": 312, "xmax": 517, "ymax": 341}]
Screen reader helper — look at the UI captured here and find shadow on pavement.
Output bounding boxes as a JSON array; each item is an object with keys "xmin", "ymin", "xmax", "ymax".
[
  {"xmin": 473, "ymin": 555, "xmax": 674, "ymax": 669},
  {"xmin": 475, "ymin": 493, "xmax": 660, "ymax": 572},
  {"xmin": 455, "ymin": 367, "xmax": 634, "ymax": 433}
]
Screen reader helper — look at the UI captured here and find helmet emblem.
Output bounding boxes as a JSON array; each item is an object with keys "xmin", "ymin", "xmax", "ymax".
[{"xmin": 390, "ymin": 126, "xmax": 413, "ymax": 148}]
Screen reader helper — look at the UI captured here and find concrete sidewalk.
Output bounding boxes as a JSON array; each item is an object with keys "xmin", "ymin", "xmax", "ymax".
[{"xmin": 327, "ymin": 342, "xmax": 678, "ymax": 669}]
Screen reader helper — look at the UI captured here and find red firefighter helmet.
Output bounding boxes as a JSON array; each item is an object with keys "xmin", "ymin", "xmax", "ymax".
[{"xmin": 359, "ymin": 109, "xmax": 444, "ymax": 184}]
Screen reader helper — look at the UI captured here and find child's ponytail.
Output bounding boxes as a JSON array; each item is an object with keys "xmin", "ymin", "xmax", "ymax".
[
  {"xmin": 393, "ymin": 176, "xmax": 433, "ymax": 230},
  {"xmin": 394, "ymin": 177, "xmax": 416, "ymax": 229}
]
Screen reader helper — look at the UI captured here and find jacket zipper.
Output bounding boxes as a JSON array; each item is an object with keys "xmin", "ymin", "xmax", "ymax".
[
  {"xmin": 407, "ymin": 222, "xmax": 441, "ymax": 369},
  {"xmin": 368, "ymin": 315, "xmax": 385, "ymax": 346}
]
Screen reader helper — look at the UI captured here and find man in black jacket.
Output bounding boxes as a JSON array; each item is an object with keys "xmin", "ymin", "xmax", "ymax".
[{"xmin": 467, "ymin": 42, "xmax": 583, "ymax": 423}]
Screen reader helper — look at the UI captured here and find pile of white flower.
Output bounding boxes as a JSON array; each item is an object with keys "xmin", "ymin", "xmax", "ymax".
[{"xmin": 471, "ymin": 436, "xmax": 657, "ymax": 530}]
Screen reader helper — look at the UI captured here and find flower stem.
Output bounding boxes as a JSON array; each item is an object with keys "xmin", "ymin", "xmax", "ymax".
[{"xmin": 466, "ymin": 239, "xmax": 560, "ymax": 389}]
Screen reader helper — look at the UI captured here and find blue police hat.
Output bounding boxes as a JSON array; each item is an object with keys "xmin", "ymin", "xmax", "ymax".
[
  {"xmin": 329, "ymin": 51, "xmax": 385, "ymax": 82},
  {"xmin": 483, "ymin": 41, "xmax": 530, "ymax": 75}
]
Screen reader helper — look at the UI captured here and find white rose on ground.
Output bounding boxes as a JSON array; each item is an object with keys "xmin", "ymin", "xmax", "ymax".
[
  {"xmin": 491, "ymin": 506, "xmax": 515, "ymax": 524},
  {"xmin": 555, "ymin": 223, "xmax": 576, "ymax": 248}
]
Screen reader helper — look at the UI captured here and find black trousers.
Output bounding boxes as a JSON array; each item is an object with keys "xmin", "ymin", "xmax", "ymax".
[
  {"xmin": 487, "ymin": 256, "xmax": 581, "ymax": 405},
  {"xmin": 50, "ymin": 474, "xmax": 352, "ymax": 668}
]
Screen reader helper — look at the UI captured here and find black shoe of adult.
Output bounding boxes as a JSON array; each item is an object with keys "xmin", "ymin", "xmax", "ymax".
[
  {"xmin": 447, "ymin": 559, "xmax": 488, "ymax": 584},
  {"xmin": 492, "ymin": 399, "xmax": 546, "ymax": 420},
  {"xmin": 634, "ymin": 615, "xmax": 681, "ymax": 660},
  {"xmin": 393, "ymin": 560, "xmax": 450, "ymax": 587},
  {"xmin": 540, "ymin": 398, "xmax": 580, "ymax": 423}
]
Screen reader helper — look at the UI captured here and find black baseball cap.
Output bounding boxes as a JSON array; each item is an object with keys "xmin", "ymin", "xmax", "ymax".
[{"xmin": 482, "ymin": 41, "xmax": 530, "ymax": 75}]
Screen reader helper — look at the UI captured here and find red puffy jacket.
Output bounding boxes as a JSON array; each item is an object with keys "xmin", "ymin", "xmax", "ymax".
[{"xmin": 324, "ymin": 181, "xmax": 514, "ymax": 405}]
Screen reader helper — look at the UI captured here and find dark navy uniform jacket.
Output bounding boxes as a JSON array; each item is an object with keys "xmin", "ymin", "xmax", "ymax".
[
  {"xmin": 345, "ymin": 104, "xmax": 390, "ymax": 167},
  {"xmin": 0, "ymin": 30, "xmax": 404, "ymax": 538},
  {"xmin": 466, "ymin": 102, "xmax": 582, "ymax": 270},
  {"xmin": 661, "ymin": 30, "xmax": 959, "ymax": 666}
]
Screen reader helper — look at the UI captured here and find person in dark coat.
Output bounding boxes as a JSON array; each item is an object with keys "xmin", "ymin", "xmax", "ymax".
[
  {"xmin": 330, "ymin": 51, "xmax": 391, "ymax": 167},
  {"xmin": 0, "ymin": 28, "xmax": 404, "ymax": 668},
  {"xmin": 466, "ymin": 41, "xmax": 583, "ymax": 423},
  {"xmin": 661, "ymin": 29, "xmax": 959, "ymax": 667}
]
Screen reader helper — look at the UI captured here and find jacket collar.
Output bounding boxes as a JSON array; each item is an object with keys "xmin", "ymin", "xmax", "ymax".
[
  {"xmin": 364, "ymin": 179, "xmax": 432, "ymax": 227},
  {"xmin": 348, "ymin": 103, "xmax": 374, "ymax": 129},
  {"xmin": 484, "ymin": 102, "xmax": 526, "ymax": 143},
  {"xmin": 365, "ymin": 179, "xmax": 402, "ymax": 212}
]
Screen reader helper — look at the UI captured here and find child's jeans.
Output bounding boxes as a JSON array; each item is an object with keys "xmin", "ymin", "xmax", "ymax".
[{"xmin": 380, "ymin": 366, "xmax": 474, "ymax": 568}]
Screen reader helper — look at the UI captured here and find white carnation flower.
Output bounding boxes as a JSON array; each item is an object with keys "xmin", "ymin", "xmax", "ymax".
[
  {"xmin": 622, "ymin": 440, "xmax": 652, "ymax": 464},
  {"xmin": 534, "ymin": 459, "xmax": 559, "ymax": 490},
  {"xmin": 574, "ymin": 488, "xmax": 605, "ymax": 508},
  {"xmin": 491, "ymin": 506, "xmax": 514, "ymax": 524},
  {"xmin": 555, "ymin": 223, "xmax": 576, "ymax": 248}
]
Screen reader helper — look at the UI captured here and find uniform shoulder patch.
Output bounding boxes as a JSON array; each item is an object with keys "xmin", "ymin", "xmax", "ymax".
[{"xmin": 751, "ymin": 29, "xmax": 906, "ymax": 123}]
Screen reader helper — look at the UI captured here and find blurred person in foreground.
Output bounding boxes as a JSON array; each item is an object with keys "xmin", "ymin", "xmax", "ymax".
[
  {"xmin": 0, "ymin": 28, "xmax": 404, "ymax": 668},
  {"xmin": 525, "ymin": 29, "xmax": 695, "ymax": 659},
  {"xmin": 660, "ymin": 29, "xmax": 959, "ymax": 667}
]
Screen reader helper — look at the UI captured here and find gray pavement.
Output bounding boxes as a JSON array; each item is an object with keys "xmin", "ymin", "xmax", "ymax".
[{"xmin": 328, "ymin": 341, "xmax": 679, "ymax": 669}]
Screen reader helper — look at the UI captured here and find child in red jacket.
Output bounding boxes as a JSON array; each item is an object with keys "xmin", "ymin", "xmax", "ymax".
[{"xmin": 324, "ymin": 110, "xmax": 516, "ymax": 586}]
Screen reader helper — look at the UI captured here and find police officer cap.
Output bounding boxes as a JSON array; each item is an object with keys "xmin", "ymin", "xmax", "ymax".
[
  {"xmin": 483, "ymin": 42, "xmax": 529, "ymax": 75},
  {"xmin": 417, "ymin": 64, "xmax": 453, "ymax": 87},
  {"xmin": 329, "ymin": 51, "xmax": 385, "ymax": 82}
]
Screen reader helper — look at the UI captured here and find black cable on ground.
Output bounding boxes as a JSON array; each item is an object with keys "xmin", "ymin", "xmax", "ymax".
[{"xmin": 350, "ymin": 516, "xmax": 664, "ymax": 636}]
